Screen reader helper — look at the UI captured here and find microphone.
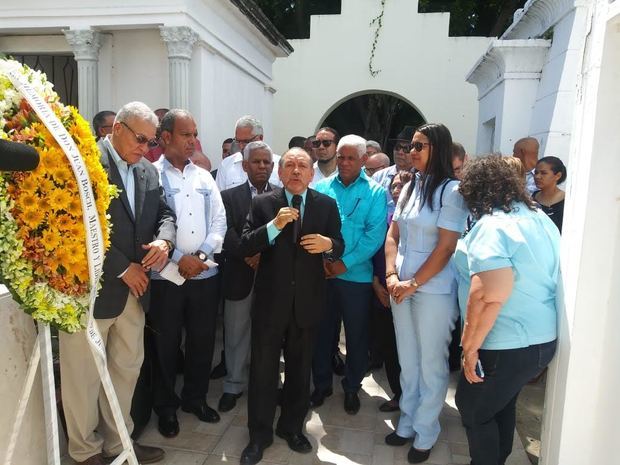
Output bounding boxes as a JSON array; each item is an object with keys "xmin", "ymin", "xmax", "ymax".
[
  {"xmin": 0, "ymin": 140, "xmax": 40, "ymax": 172},
  {"xmin": 291, "ymin": 194, "xmax": 302, "ymax": 244}
]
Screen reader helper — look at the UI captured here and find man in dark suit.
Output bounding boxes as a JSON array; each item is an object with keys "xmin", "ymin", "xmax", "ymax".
[
  {"xmin": 238, "ymin": 148, "xmax": 344, "ymax": 465},
  {"xmin": 59, "ymin": 102, "xmax": 176, "ymax": 465},
  {"xmin": 218, "ymin": 141, "xmax": 275, "ymax": 413}
]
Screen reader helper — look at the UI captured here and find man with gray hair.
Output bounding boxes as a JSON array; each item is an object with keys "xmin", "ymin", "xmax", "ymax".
[
  {"xmin": 513, "ymin": 136, "xmax": 539, "ymax": 194},
  {"xmin": 59, "ymin": 101, "xmax": 176, "ymax": 465},
  {"xmin": 215, "ymin": 115, "xmax": 281, "ymax": 191},
  {"xmin": 218, "ymin": 141, "xmax": 276, "ymax": 413},
  {"xmin": 366, "ymin": 139, "xmax": 382, "ymax": 156},
  {"xmin": 311, "ymin": 135, "xmax": 388, "ymax": 415}
]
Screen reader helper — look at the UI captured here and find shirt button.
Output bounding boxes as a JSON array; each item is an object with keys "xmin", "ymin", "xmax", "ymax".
[
  {"xmin": 186, "ymin": 194, "xmax": 189, "ymax": 197},
  {"xmin": 189, "ymin": 213, "xmax": 192, "ymax": 216},
  {"xmin": 291, "ymin": 280, "xmax": 295, "ymax": 286},
  {"xmin": 191, "ymin": 231, "xmax": 194, "ymax": 234}
]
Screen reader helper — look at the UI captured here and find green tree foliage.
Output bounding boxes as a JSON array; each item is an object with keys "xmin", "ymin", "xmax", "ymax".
[
  {"xmin": 255, "ymin": 0, "xmax": 526, "ymax": 39},
  {"xmin": 255, "ymin": 0, "xmax": 341, "ymax": 39},
  {"xmin": 418, "ymin": 0, "xmax": 527, "ymax": 37}
]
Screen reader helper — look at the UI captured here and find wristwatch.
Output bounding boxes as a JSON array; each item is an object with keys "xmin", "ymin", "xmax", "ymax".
[{"xmin": 194, "ymin": 250, "xmax": 208, "ymax": 262}]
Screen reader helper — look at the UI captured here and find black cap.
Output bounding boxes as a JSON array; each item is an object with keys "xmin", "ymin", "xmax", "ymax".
[{"xmin": 391, "ymin": 125, "xmax": 415, "ymax": 142}]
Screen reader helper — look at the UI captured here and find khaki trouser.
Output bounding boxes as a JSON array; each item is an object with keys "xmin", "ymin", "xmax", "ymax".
[{"xmin": 59, "ymin": 295, "xmax": 144, "ymax": 462}]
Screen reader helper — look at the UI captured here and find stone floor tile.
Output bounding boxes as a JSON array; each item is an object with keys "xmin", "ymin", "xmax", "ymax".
[
  {"xmin": 153, "ymin": 449, "xmax": 209, "ymax": 465},
  {"xmin": 452, "ymin": 454, "xmax": 472, "ymax": 464},
  {"xmin": 211, "ymin": 425, "xmax": 248, "ymax": 458},
  {"xmin": 427, "ymin": 440, "xmax": 453, "ymax": 464},
  {"xmin": 371, "ymin": 444, "xmax": 395, "ymax": 465}
]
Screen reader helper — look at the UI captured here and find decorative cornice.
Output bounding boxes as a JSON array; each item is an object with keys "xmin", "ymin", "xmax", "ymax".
[
  {"xmin": 466, "ymin": 39, "xmax": 551, "ymax": 99},
  {"xmin": 63, "ymin": 29, "xmax": 102, "ymax": 61},
  {"xmin": 228, "ymin": 0, "xmax": 293, "ymax": 55},
  {"xmin": 502, "ymin": 0, "xmax": 590, "ymax": 39},
  {"xmin": 160, "ymin": 26, "xmax": 199, "ymax": 60}
]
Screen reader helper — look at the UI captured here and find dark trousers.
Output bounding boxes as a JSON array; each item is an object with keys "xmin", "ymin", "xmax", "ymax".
[
  {"xmin": 248, "ymin": 313, "xmax": 317, "ymax": 443},
  {"xmin": 313, "ymin": 279, "xmax": 372, "ymax": 393},
  {"xmin": 370, "ymin": 301, "xmax": 401, "ymax": 399},
  {"xmin": 147, "ymin": 277, "xmax": 220, "ymax": 415},
  {"xmin": 455, "ymin": 340, "xmax": 556, "ymax": 465}
]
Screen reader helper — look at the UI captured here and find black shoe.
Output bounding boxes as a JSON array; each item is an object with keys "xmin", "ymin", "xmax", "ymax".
[
  {"xmin": 275, "ymin": 429, "xmax": 312, "ymax": 453},
  {"xmin": 379, "ymin": 398, "xmax": 400, "ymax": 412},
  {"xmin": 309, "ymin": 387, "xmax": 333, "ymax": 408},
  {"xmin": 407, "ymin": 446, "xmax": 432, "ymax": 463},
  {"xmin": 157, "ymin": 413, "xmax": 179, "ymax": 438},
  {"xmin": 210, "ymin": 351, "xmax": 227, "ymax": 379},
  {"xmin": 385, "ymin": 431, "xmax": 409, "ymax": 446},
  {"xmin": 240, "ymin": 439, "xmax": 273, "ymax": 465},
  {"xmin": 181, "ymin": 402, "xmax": 220, "ymax": 423},
  {"xmin": 344, "ymin": 392, "xmax": 360, "ymax": 415},
  {"xmin": 218, "ymin": 392, "xmax": 242, "ymax": 412},
  {"xmin": 332, "ymin": 354, "xmax": 345, "ymax": 376}
]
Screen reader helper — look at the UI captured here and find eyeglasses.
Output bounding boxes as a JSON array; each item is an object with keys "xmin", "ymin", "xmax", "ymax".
[
  {"xmin": 397, "ymin": 141, "xmax": 431, "ymax": 152},
  {"xmin": 234, "ymin": 136, "xmax": 259, "ymax": 145},
  {"xmin": 311, "ymin": 139, "xmax": 336, "ymax": 148},
  {"xmin": 120, "ymin": 121, "xmax": 157, "ymax": 147}
]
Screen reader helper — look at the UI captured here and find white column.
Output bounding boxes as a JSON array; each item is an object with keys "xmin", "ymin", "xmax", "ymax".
[
  {"xmin": 466, "ymin": 39, "xmax": 550, "ymax": 154},
  {"xmin": 63, "ymin": 29, "xmax": 102, "ymax": 126},
  {"xmin": 160, "ymin": 26, "xmax": 199, "ymax": 110}
]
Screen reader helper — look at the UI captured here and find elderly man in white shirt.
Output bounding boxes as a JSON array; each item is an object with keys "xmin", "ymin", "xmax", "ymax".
[
  {"xmin": 215, "ymin": 115, "xmax": 281, "ymax": 191},
  {"xmin": 150, "ymin": 109, "xmax": 227, "ymax": 439}
]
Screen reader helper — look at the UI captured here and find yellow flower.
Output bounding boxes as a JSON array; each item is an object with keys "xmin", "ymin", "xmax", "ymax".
[
  {"xmin": 40, "ymin": 228, "xmax": 61, "ymax": 252},
  {"xmin": 49, "ymin": 189, "xmax": 71, "ymax": 212},
  {"xmin": 20, "ymin": 207, "xmax": 45, "ymax": 229},
  {"xmin": 50, "ymin": 213, "xmax": 73, "ymax": 231},
  {"xmin": 16, "ymin": 192, "xmax": 38, "ymax": 211},
  {"xmin": 52, "ymin": 166, "xmax": 74, "ymax": 185},
  {"xmin": 66, "ymin": 197, "xmax": 83, "ymax": 217},
  {"xmin": 20, "ymin": 175, "xmax": 38, "ymax": 193}
]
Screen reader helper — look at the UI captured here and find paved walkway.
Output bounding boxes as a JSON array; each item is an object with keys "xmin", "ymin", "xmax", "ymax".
[{"xmin": 126, "ymin": 368, "xmax": 530, "ymax": 465}]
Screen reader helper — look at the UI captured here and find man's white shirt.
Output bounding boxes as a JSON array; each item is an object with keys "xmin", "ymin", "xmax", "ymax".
[
  {"xmin": 153, "ymin": 156, "xmax": 227, "ymax": 280},
  {"xmin": 310, "ymin": 161, "xmax": 337, "ymax": 187},
  {"xmin": 215, "ymin": 151, "xmax": 282, "ymax": 191}
]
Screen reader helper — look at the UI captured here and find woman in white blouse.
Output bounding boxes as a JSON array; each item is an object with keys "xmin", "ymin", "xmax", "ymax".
[{"xmin": 384, "ymin": 123, "xmax": 469, "ymax": 464}]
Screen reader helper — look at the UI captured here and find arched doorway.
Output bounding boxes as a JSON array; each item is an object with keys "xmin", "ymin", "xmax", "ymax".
[{"xmin": 319, "ymin": 91, "xmax": 425, "ymax": 154}]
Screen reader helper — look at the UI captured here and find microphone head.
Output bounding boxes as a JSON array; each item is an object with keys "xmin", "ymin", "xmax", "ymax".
[{"xmin": 0, "ymin": 139, "xmax": 40, "ymax": 172}]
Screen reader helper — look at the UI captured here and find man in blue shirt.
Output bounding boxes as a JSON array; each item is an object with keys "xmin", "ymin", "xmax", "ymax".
[{"xmin": 311, "ymin": 135, "xmax": 388, "ymax": 415}]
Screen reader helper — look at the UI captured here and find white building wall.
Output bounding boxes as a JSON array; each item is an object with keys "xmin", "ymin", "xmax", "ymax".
[
  {"xmin": 528, "ymin": 7, "xmax": 590, "ymax": 163},
  {"xmin": 0, "ymin": 0, "xmax": 289, "ymax": 169},
  {"xmin": 99, "ymin": 30, "xmax": 169, "ymax": 113},
  {"xmin": 540, "ymin": 2, "xmax": 620, "ymax": 464},
  {"xmin": 272, "ymin": 0, "xmax": 491, "ymax": 155}
]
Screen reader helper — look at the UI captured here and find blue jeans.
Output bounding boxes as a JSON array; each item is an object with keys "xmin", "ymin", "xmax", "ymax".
[
  {"xmin": 455, "ymin": 340, "xmax": 556, "ymax": 465},
  {"xmin": 312, "ymin": 279, "xmax": 372, "ymax": 393},
  {"xmin": 391, "ymin": 291, "xmax": 458, "ymax": 449}
]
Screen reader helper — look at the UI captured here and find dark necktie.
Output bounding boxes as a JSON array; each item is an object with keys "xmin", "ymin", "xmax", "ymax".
[{"xmin": 291, "ymin": 194, "xmax": 302, "ymax": 243}]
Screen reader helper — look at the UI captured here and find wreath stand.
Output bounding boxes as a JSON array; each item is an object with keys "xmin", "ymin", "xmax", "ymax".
[{"xmin": 0, "ymin": 64, "xmax": 139, "ymax": 465}]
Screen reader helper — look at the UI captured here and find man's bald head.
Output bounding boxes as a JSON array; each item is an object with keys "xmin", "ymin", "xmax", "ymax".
[
  {"xmin": 365, "ymin": 152, "xmax": 391, "ymax": 177},
  {"xmin": 513, "ymin": 137, "xmax": 539, "ymax": 171}
]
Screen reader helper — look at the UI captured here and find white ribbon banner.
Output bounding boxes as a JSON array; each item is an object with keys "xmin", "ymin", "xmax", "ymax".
[{"xmin": 1, "ymin": 63, "xmax": 137, "ymax": 465}]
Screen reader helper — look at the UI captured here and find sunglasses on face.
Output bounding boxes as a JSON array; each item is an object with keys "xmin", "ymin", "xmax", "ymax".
[
  {"xmin": 311, "ymin": 139, "xmax": 336, "ymax": 148},
  {"xmin": 396, "ymin": 141, "xmax": 430, "ymax": 152},
  {"xmin": 120, "ymin": 121, "xmax": 157, "ymax": 147}
]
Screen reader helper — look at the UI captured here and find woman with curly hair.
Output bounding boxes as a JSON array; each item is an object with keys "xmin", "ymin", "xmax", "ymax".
[
  {"xmin": 384, "ymin": 123, "xmax": 469, "ymax": 463},
  {"xmin": 453, "ymin": 155, "xmax": 560, "ymax": 465}
]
